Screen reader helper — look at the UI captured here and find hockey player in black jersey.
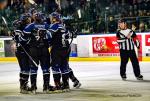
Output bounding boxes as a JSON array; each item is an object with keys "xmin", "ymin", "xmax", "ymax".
[
  {"xmin": 63, "ymin": 22, "xmax": 81, "ymax": 89},
  {"xmin": 12, "ymin": 13, "xmax": 31, "ymax": 93},
  {"xmin": 49, "ymin": 12, "xmax": 71, "ymax": 92},
  {"xmin": 116, "ymin": 19, "xmax": 143, "ymax": 80},
  {"xmin": 50, "ymin": 12, "xmax": 81, "ymax": 89},
  {"xmin": 24, "ymin": 12, "xmax": 53, "ymax": 94}
]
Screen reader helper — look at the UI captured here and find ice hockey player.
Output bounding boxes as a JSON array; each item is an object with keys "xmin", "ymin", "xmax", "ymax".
[
  {"xmin": 60, "ymin": 19, "xmax": 81, "ymax": 89},
  {"xmin": 49, "ymin": 12, "xmax": 71, "ymax": 92},
  {"xmin": 116, "ymin": 19, "xmax": 143, "ymax": 80},
  {"xmin": 23, "ymin": 12, "xmax": 53, "ymax": 94},
  {"xmin": 12, "ymin": 13, "xmax": 31, "ymax": 93}
]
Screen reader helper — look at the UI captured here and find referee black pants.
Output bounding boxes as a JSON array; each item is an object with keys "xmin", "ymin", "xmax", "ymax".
[{"xmin": 120, "ymin": 49, "xmax": 141, "ymax": 77}]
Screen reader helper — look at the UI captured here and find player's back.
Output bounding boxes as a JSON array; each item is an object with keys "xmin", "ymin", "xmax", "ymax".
[{"xmin": 49, "ymin": 22, "xmax": 69, "ymax": 49}]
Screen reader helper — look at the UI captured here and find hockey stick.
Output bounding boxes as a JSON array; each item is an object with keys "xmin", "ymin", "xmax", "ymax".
[
  {"xmin": 14, "ymin": 31, "xmax": 39, "ymax": 67},
  {"xmin": 68, "ymin": 30, "xmax": 78, "ymax": 49},
  {"xmin": 65, "ymin": 29, "xmax": 78, "ymax": 59},
  {"xmin": 2, "ymin": 16, "xmax": 38, "ymax": 67}
]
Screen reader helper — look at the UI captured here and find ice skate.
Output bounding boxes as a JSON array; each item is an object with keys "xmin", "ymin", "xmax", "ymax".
[
  {"xmin": 73, "ymin": 80, "xmax": 81, "ymax": 89},
  {"xmin": 136, "ymin": 75, "xmax": 143, "ymax": 80}
]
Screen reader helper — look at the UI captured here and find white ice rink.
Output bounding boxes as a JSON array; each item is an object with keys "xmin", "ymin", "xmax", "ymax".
[{"xmin": 0, "ymin": 61, "xmax": 150, "ymax": 101}]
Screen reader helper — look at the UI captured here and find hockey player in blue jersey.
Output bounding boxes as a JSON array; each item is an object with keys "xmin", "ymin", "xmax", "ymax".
[
  {"xmin": 49, "ymin": 12, "xmax": 82, "ymax": 92},
  {"xmin": 49, "ymin": 12, "xmax": 70, "ymax": 92},
  {"xmin": 24, "ymin": 12, "xmax": 53, "ymax": 93},
  {"xmin": 12, "ymin": 13, "xmax": 31, "ymax": 93}
]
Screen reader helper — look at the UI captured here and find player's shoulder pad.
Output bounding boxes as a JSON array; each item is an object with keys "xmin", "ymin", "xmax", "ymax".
[
  {"xmin": 49, "ymin": 23, "xmax": 59, "ymax": 32},
  {"xmin": 23, "ymin": 23, "xmax": 35, "ymax": 33},
  {"xmin": 49, "ymin": 23, "xmax": 64, "ymax": 32},
  {"xmin": 25, "ymin": 22, "xmax": 35, "ymax": 28},
  {"xmin": 44, "ymin": 22, "xmax": 49, "ymax": 29}
]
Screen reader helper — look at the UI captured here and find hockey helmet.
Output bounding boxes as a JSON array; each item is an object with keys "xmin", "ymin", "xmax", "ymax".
[
  {"xmin": 33, "ymin": 12, "xmax": 44, "ymax": 22},
  {"xmin": 50, "ymin": 12, "xmax": 61, "ymax": 22}
]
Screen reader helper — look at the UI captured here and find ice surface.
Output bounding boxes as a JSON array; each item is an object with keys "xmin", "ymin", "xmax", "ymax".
[{"xmin": 0, "ymin": 62, "xmax": 150, "ymax": 101}]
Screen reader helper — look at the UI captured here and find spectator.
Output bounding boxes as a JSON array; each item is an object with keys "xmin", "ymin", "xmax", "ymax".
[
  {"xmin": 0, "ymin": 25, "xmax": 8, "ymax": 36},
  {"xmin": 82, "ymin": 22, "xmax": 90, "ymax": 33},
  {"xmin": 138, "ymin": 10, "xmax": 144, "ymax": 16},
  {"xmin": 96, "ymin": 16, "xmax": 105, "ymax": 33},
  {"xmin": 0, "ymin": 0, "xmax": 150, "ymax": 35},
  {"xmin": 131, "ymin": 23, "xmax": 137, "ymax": 31},
  {"xmin": 128, "ymin": 11, "xmax": 134, "ymax": 17},
  {"xmin": 139, "ymin": 22, "xmax": 146, "ymax": 32},
  {"xmin": 108, "ymin": 16, "xmax": 117, "ymax": 33}
]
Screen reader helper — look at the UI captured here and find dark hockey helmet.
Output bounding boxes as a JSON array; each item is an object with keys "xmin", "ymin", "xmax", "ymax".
[
  {"xmin": 28, "ymin": 8, "xmax": 37, "ymax": 16},
  {"xmin": 33, "ymin": 12, "xmax": 44, "ymax": 22},
  {"xmin": 12, "ymin": 20, "xmax": 21, "ymax": 29},
  {"xmin": 20, "ymin": 13, "xmax": 31, "ymax": 24},
  {"xmin": 49, "ymin": 12, "xmax": 61, "ymax": 22},
  {"xmin": 39, "ymin": 11, "xmax": 46, "ymax": 20},
  {"xmin": 20, "ymin": 13, "xmax": 30, "ymax": 21}
]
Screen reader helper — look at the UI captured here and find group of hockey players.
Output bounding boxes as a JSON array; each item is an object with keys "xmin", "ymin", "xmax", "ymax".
[{"xmin": 12, "ymin": 8, "xmax": 81, "ymax": 94}]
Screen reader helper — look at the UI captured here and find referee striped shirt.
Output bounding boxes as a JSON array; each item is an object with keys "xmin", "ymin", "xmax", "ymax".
[{"xmin": 116, "ymin": 29, "xmax": 140, "ymax": 50}]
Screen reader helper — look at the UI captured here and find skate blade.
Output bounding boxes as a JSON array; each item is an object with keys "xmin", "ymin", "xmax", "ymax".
[
  {"xmin": 74, "ymin": 83, "xmax": 81, "ymax": 89},
  {"xmin": 31, "ymin": 90, "xmax": 37, "ymax": 94},
  {"xmin": 63, "ymin": 89, "xmax": 70, "ymax": 92},
  {"xmin": 43, "ymin": 90, "xmax": 55, "ymax": 94},
  {"xmin": 122, "ymin": 78, "xmax": 127, "ymax": 81},
  {"xmin": 53, "ymin": 90, "xmax": 63, "ymax": 93},
  {"xmin": 137, "ymin": 78, "xmax": 143, "ymax": 80},
  {"xmin": 20, "ymin": 90, "xmax": 30, "ymax": 94}
]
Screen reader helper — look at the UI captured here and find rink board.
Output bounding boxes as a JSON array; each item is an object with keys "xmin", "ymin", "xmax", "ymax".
[{"xmin": 0, "ymin": 57, "xmax": 150, "ymax": 62}]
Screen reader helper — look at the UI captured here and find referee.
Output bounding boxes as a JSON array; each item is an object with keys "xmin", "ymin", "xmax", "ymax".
[{"xmin": 116, "ymin": 19, "xmax": 143, "ymax": 80}]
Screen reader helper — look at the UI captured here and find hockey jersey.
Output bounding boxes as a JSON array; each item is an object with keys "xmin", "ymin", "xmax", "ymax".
[
  {"xmin": 116, "ymin": 29, "xmax": 140, "ymax": 50},
  {"xmin": 49, "ymin": 22, "xmax": 70, "ymax": 49}
]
